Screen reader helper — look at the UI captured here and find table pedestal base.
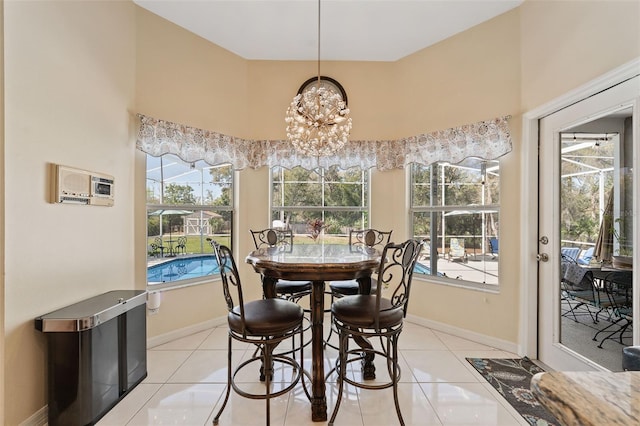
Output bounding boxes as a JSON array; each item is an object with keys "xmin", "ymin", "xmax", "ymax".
[
  {"xmin": 311, "ymin": 397, "xmax": 327, "ymax": 422},
  {"xmin": 362, "ymin": 356, "xmax": 376, "ymax": 380},
  {"xmin": 311, "ymin": 281, "xmax": 328, "ymax": 421}
]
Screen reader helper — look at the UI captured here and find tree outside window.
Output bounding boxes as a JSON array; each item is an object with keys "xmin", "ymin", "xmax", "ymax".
[{"xmin": 271, "ymin": 166, "xmax": 369, "ymax": 243}]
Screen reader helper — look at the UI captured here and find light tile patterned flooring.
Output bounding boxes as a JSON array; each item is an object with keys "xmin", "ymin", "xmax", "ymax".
[{"xmin": 97, "ymin": 317, "xmax": 528, "ymax": 426}]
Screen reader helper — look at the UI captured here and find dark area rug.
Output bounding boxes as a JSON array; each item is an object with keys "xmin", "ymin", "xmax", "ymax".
[{"xmin": 466, "ymin": 357, "xmax": 560, "ymax": 426}]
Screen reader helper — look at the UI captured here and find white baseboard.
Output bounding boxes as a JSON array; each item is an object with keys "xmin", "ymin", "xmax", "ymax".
[
  {"xmin": 146, "ymin": 316, "xmax": 226, "ymax": 349},
  {"xmin": 405, "ymin": 314, "xmax": 520, "ymax": 355},
  {"xmin": 147, "ymin": 314, "xmax": 520, "ymax": 354},
  {"xmin": 19, "ymin": 405, "xmax": 47, "ymax": 426}
]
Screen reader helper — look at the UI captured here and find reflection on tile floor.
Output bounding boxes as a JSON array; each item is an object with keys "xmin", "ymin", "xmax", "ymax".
[{"xmin": 97, "ymin": 317, "xmax": 527, "ymax": 426}]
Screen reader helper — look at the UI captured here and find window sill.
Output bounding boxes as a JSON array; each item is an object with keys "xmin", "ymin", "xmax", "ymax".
[
  {"xmin": 147, "ymin": 275, "xmax": 219, "ymax": 292},
  {"xmin": 414, "ymin": 274, "xmax": 500, "ymax": 293}
]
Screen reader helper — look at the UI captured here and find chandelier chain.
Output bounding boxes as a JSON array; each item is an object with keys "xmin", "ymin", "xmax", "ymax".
[{"xmin": 285, "ymin": 0, "xmax": 352, "ymax": 157}]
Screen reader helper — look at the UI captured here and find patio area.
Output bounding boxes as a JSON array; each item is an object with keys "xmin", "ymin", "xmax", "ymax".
[{"xmin": 417, "ymin": 252, "xmax": 499, "ymax": 285}]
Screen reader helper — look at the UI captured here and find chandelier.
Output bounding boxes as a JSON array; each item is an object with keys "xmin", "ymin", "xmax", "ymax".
[{"xmin": 285, "ymin": 0, "xmax": 352, "ymax": 157}]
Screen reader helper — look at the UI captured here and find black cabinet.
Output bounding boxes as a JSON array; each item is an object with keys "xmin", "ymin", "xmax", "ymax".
[{"xmin": 35, "ymin": 290, "xmax": 147, "ymax": 426}]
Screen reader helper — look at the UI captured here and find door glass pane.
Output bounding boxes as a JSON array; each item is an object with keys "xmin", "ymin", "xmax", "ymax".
[{"xmin": 559, "ymin": 109, "xmax": 634, "ymax": 371}]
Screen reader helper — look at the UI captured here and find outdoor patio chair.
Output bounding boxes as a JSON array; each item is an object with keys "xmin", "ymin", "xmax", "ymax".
[
  {"xmin": 488, "ymin": 237, "xmax": 499, "ymax": 258},
  {"xmin": 153, "ymin": 237, "xmax": 166, "ymax": 258},
  {"xmin": 560, "ymin": 246, "xmax": 581, "ymax": 261},
  {"xmin": 174, "ymin": 236, "xmax": 187, "ymax": 255},
  {"xmin": 418, "ymin": 238, "xmax": 431, "ymax": 260},
  {"xmin": 448, "ymin": 238, "xmax": 468, "ymax": 263},
  {"xmin": 149, "ymin": 243, "xmax": 162, "ymax": 258},
  {"xmin": 560, "ymin": 254, "xmax": 603, "ymax": 324},
  {"xmin": 577, "ymin": 247, "xmax": 595, "ymax": 265},
  {"xmin": 593, "ymin": 271, "xmax": 633, "ymax": 348}
]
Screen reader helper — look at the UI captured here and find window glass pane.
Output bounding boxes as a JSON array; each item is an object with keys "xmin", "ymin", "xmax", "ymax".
[
  {"xmin": 324, "ymin": 182, "xmax": 364, "ymax": 207},
  {"xmin": 324, "ymin": 210, "xmax": 369, "ymax": 233},
  {"xmin": 411, "ymin": 160, "xmax": 500, "ymax": 286},
  {"xmin": 272, "ymin": 182, "xmax": 283, "ymax": 205},
  {"xmin": 442, "ymin": 163, "xmax": 483, "ymax": 206},
  {"xmin": 146, "ymin": 153, "xmax": 233, "ymax": 286},
  {"xmin": 485, "ymin": 162, "xmax": 500, "ymax": 204},
  {"xmin": 270, "ymin": 166, "xmax": 369, "ymax": 239},
  {"xmin": 560, "ymin": 135, "xmax": 615, "ymax": 250},
  {"xmin": 284, "ymin": 181, "xmax": 323, "ymax": 206},
  {"xmin": 202, "ymin": 166, "xmax": 233, "ymax": 206},
  {"xmin": 411, "ymin": 165, "xmax": 433, "ymax": 207}
]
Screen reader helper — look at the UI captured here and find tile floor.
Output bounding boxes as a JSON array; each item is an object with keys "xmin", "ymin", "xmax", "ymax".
[{"xmin": 97, "ymin": 317, "xmax": 528, "ymax": 426}]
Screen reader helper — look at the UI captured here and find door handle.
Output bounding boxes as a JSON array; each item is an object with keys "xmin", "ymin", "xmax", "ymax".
[{"xmin": 536, "ymin": 253, "xmax": 549, "ymax": 262}]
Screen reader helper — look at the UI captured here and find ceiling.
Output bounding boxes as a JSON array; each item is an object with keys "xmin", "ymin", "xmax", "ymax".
[{"xmin": 133, "ymin": 0, "xmax": 524, "ymax": 62}]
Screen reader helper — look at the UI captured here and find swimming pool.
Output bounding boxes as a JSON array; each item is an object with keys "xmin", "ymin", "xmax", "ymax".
[
  {"xmin": 148, "ymin": 255, "xmax": 220, "ymax": 283},
  {"xmin": 414, "ymin": 262, "xmax": 432, "ymax": 274},
  {"xmin": 414, "ymin": 262, "xmax": 445, "ymax": 276}
]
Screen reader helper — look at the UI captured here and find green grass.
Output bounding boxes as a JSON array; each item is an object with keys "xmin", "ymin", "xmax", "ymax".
[
  {"xmin": 148, "ymin": 233, "xmax": 349, "ymax": 256},
  {"xmin": 148, "ymin": 235, "xmax": 230, "ymax": 256}
]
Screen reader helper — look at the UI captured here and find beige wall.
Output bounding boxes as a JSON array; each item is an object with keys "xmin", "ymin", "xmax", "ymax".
[
  {"xmin": 134, "ymin": 7, "xmax": 249, "ymax": 137},
  {"xmin": 521, "ymin": 0, "xmax": 640, "ymax": 112},
  {"xmin": 0, "ymin": 0, "xmax": 5, "ymax": 423},
  {"xmin": 2, "ymin": 0, "xmax": 639, "ymax": 423},
  {"xmin": 3, "ymin": 1, "xmax": 137, "ymax": 423}
]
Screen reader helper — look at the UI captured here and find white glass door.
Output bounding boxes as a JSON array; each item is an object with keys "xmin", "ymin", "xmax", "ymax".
[{"xmin": 539, "ymin": 76, "xmax": 638, "ymax": 371}]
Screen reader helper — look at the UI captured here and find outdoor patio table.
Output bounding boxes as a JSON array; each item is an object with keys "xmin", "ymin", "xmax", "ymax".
[
  {"xmin": 246, "ymin": 243, "xmax": 382, "ymax": 422},
  {"xmin": 163, "ymin": 239, "xmax": 177, "ymax": 257}
]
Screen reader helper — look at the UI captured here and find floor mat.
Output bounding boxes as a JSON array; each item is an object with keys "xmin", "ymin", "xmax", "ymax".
[{"xmin": 466, "ymin": 357, "xmax": 560, "ymax": 426}]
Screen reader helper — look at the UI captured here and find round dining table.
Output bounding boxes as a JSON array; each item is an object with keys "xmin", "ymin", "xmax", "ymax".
[{"xmin": 246, "ymin": 243, "xmax": 382, "ymax": 422}]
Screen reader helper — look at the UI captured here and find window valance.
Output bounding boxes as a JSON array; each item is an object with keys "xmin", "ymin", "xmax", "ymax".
[{"xmin": 136, "ymin": 113, "xmax": 512, "ymax": 171}]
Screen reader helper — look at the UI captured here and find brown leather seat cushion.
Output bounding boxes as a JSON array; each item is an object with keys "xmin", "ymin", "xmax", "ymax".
[
  {"xmin": 276, "ymin": 280, "xmax": 312, "ymax": 294},
  {"xmin": 329, "ymin": 279, "xmax": 378, "ymax": 296},
  {"xmin": 329, "ymin": 280, "xmax": 360, "ymax": 295},
  {"xmin": 331, "ymin": 295, "xmax": 403, "ymax": 329},
  {"xmin": 228, "ymin": 298, "xmax": 303, "ymax": 336}
]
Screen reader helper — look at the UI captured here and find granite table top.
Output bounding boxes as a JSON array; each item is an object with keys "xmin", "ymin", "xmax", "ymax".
[{"xmin": 530, "ymin": 370, "xmax": 640, "ymax": 425}]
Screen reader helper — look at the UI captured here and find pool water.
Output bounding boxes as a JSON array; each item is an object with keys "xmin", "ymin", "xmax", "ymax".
[
  {"xmin": 148, "ymin": 255, "xmax": 220, "ymax": 283},
  {"xmin": 413, "ymin": 262, "xmax": 445, "ymax": 276},
  {"xmin": 414, "ymin": 262, "xmax": 431, "ymax": 274}
]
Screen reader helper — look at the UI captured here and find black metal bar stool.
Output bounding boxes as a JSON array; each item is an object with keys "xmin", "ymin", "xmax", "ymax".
[{"xmin": 211, "ymin": 243, "xmax": 309, "ymax": 426}]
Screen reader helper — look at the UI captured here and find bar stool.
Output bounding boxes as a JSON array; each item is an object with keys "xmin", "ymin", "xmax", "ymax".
[
  {"xmin": 211, "ymin": 243, "xmax": 309, "ymax": 425},
  {"xmin": 328, "ymin": 239, "xmax": 423, "ymax": 425}
]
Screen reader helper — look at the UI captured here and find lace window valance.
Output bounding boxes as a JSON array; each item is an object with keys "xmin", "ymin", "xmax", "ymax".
[{"xmin": 136, "ymin": 113, "xmax": 512, "ymax": 171}]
